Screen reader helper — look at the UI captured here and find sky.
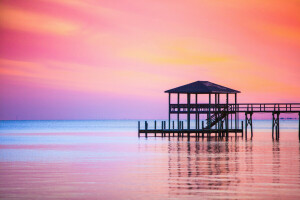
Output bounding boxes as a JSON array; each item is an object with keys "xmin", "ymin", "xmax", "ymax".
[{"xmin": 0, "ymin": 0, "xmax": 299, "ymax": 120}]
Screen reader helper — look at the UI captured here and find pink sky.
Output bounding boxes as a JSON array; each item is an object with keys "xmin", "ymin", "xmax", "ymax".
[{"xmin": 0, "ymin": 0, "xmax": 299, "ymax": 120}]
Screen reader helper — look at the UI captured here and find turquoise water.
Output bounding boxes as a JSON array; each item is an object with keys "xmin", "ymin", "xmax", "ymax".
[{"xmin": 0, "ymin": 120, "xmax": 300, "ymax": 199}]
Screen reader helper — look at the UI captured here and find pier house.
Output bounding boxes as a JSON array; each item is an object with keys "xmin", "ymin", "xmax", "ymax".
[
  {"xmin": 138, "ymin": 81, "xmax": 300, "ymax": 140},
  {"xmin": 166, "ymin": 81, "xmax": 240, "ymax": 137}
]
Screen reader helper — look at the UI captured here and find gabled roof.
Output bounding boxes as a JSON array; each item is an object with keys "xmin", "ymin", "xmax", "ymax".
[{"xmin": 165, "ymin": 81, "xmax": 240, "ymax": 94}]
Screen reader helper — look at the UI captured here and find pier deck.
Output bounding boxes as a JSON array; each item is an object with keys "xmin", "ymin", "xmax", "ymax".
[{"xmin": 138, "ymin": 128, "xmax": 243, "ymax": 137}]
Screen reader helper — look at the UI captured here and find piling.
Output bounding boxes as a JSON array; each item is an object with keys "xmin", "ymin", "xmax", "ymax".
[
  {"xmin": 241, "ymin": 121, "xmax": 243, "ymax": 137},
  {"xmin": 172, "ymin": 121, "xmax": 175, "ymax": 136},
  {"xmin": 161, "ymin": 121, "xmax": 164, "ymax": 137},
  {"xmin": 272, "ymin": 113, "xmax": 274, "ymax": 139},
  {"xmin": 145, "ymin": 121, "xmax": 148, "ymax": 138},
  {"xmin": 154, "ymin": 120, "xmax": 157, "ymax": 137},
  {"xmin": 138, "ymin": 121, "xmax": 140, "ymax": 137},
  {"xmin": 299, "ymin": 112, "xmax": 300, "ymax": 141}
]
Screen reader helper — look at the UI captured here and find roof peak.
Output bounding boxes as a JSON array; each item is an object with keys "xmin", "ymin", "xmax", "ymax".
[{"xmin": 165, "ymin": 81, "xmax": 240, "ymax": 94}]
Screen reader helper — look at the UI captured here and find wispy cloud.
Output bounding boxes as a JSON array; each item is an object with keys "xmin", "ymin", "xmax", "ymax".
[
  {"xmin": 0, "ymin": 5, "xmax": 79, "ymax": 35},
  {"xmin": 0, "ymin": 58, "xmax": 175, "ymax": 97}
]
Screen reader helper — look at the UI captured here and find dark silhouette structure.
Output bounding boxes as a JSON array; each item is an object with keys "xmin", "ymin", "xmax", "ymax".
[{"xmin": 138, "ymin": 81, "xmax": 300, "ymax": 140}]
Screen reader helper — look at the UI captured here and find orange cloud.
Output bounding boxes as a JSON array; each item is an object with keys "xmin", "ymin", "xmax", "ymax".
[
  {"xmin": 0, "ymin": 58, "xmax": 176, "ymax": 98},
  {"xmin": 0, "ymin": 5, "xmax": 79, "ymax": 35}
]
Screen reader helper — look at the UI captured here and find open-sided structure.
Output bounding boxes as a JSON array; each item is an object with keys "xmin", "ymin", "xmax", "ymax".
[
  {"xmin": 138, "ymin": 81, "xmax": 300, "ymax": 140},
  {"xmin": 165, "ymin": 81, "xmax": 240, "ymax": 134}
]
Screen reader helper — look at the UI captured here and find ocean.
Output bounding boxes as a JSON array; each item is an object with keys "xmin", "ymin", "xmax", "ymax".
[{"xmin": 0, "ymin": 120, "xmax": 300, "ymax": 199}]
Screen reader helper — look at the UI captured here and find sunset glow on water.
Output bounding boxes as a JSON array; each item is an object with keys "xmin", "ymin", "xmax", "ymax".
[{"xmin": 1, "ymin": 120, "xmax": 300, "ymax": 199}]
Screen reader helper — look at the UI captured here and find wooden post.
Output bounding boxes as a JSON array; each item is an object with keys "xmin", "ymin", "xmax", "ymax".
[
  {"xmin": 154, "ymin": 120, "xmax": 157, "ymax": 137},
  {"xmin": 215, "ymin": 94, "xmax": 217, "ymax": 130},
  {"xmin": 196, "ymin": 94, "xmax": 198, "ymax": 129},
  {"xmin": 169, "ymin": 93, "xmax": 171, "ymax": 130},
  {"xmin": 277, "ymin": 112, "xmax": 280, "ymax": 139},
  {"xmin": 272, "ymin": 113, "xmax": 274, "ymax": 139},
  {"xmin": 209, "ymin": 93, "xmax": 211, "ymax": 129},
  {"xmin": 161, "ymin": 121, "xmax": 163, "ymax": 137},
  {"xmin": 235, "ymin": 93, "xmax": 237, "ymax": 130},
  {"xmin": 145, "ymin": 121, "xmax": 148, "ymax": 138},
  {"xmin": 138, "ymin": 121, "xmax": 140, "ymax": 137},
  {"xmin": 172, "ymin": 121, "xmax": 175, "ymax": 137},
  {"xmin": 226, "ymin": 93, "xmax": 229, "ymax": 137},
  {"xmin": 250, "ymin": 112, "xmax": 253, "ymax": 138},
  {"xmin": 218, "ymin": 93, "xmax": 220, "ymax": 130},
  {"xmin": 187, "ymin": 93, "xmax": 191, "ymax": 130},
  {"xmin": 245, "ymin": 113, "xmax": 247, "ymax": 139},
  {"xmin": 298, "ymin": 112, "xmax": 300, "ymax": 141},
  {"xmin": 177, "ymin": 93, "xmax": 180, "ymax": 129},
  {"xmin": 275, "ymin": 115, "xmax": 278, "ymax": 140},
  {"xmin": 241, "ymin": 121, "xmax": 243, "ymax": 137},
  {"xmin": 181, "ymin": 121, "xmax": 183, "ymax": 137}
]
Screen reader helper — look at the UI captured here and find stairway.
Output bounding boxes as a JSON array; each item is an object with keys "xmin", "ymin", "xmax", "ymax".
[{"xmin": 205, "ymin": 108, "xmax": 228, "ymax": 129}]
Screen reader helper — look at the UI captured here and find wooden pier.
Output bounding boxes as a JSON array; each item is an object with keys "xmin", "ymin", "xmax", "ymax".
[{"xmin": 138, "ymin": 81, "xmax": 300, "ymax": 140}]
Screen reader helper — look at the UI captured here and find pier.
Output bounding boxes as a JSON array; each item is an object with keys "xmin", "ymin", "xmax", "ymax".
[{"xmin": 138, "ymin": 81, "xmax": 300, "ymax": 140}]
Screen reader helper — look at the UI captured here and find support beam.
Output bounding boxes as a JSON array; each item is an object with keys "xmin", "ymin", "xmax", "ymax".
[
  {"xmin": 154, "ymin": 120, "xmax": 156, "ymax": 137},
  {"xmin": 172, "ymin": 121, "xmax": 175, "ymax": 137},
  {"xmin": 187, "ymin": 93, "xmax": 191, "ymax": 130},
  {"xmin": 209, "ymin": 93, "xmax": 211, "ymax": 128},
  {"xmin": 196, "ymin": 94, "xmax": 198, "ymax": 129},
  {"xmin": 235, "ymin": 93, "xmax": 237, "ymax": 131},
  {"xmin": 272, "ymin": 113, "xmax": 274, "ymax": 139},
  {"xmin": 218, "ymin": 94, "xmax": 220, "ymax": 131},
  {"xmin": 245, "ymin": 113, "xmax": 247, "ymax": 139},
  {"xmin": 299, "ymin": 112, "xmax": 300, "ymax": 141},
  {"xmin": 277, "ymin": 112, "xmax": 280, "ymax": 139},
  {"xmin": 245, "ymin": 112, "xmax": 253, "ymax": 139},
  {"xmin": 272, "ymin": 112, "xmax": 280, "ymax": 140},
  {"xmin": 250, "ymin": 112, "xmax": 253, "ymax": 138},
  {"xmin": 215, "ymin": 94, "xmax": 217, "ymax": 130},
  {"xmin": 168, "ymin": 93, "xmax": 171, "ymax": 130},
  {"xmin": 241, "ymin": 121, "xmax": 244, "ymax": 137},
  {"xmin": 145, "ymin": 121, "xmax": 148, "ymax": 138},
  {"xmin": 177, "ymin": 93, "xmax": 180, "ymax": 129},
  {"xmin": 226, "ymin": 93, "xmax": 229, "ymax": 137},
  {"xmin": 138, "ymin": 121, "xmax": 140, "ymax": 137}
]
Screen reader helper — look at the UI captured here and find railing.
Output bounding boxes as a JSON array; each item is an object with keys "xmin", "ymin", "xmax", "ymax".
[{"xmin": 170, "ymin": 103, "xmax": 300, "ymax": 113}]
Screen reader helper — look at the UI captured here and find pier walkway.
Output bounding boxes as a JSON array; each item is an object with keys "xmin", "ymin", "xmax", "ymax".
[{"xmin": 138, "ymin": 81, "xmax": 300, "ymax": 140}]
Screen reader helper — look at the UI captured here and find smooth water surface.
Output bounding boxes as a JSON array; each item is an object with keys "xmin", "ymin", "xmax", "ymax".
[{"xmin": 0, "ymin": 120, "xmax": 300, "ymax": 199}]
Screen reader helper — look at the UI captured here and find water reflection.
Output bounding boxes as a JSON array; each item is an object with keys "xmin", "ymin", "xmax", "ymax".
[
  {"xmin": 167, "ymin": 137, "xmax": 242, "ymax": 195},
  {"xmin": 166, "ymin": 136, "xmax": 300, "ymax": 198}
]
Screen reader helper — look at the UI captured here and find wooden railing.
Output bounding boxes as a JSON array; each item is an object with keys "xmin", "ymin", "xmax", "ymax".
[{"xmin": 170, "ymin": 103, "xmax": 300, "ymax": 113}]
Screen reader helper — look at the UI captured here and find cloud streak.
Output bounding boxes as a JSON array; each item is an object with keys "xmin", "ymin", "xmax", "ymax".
[{"xmin": 0, "ymin": 4, "xmax": 79, "ymax": 35}]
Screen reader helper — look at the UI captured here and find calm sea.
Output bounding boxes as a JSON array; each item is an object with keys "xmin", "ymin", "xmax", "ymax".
[{"xmin": 0, "ymin": 120, "xmax": 300, "ymax": 199}]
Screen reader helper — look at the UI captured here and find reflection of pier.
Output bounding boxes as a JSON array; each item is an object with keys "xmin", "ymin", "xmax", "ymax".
[
  {"xmin": 138, "ymin": 81, "xmax": 300, "ymax": 140},
  {"xmin": 166, "ymin": 137, "xmax": 241, "ymax": 195}
]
